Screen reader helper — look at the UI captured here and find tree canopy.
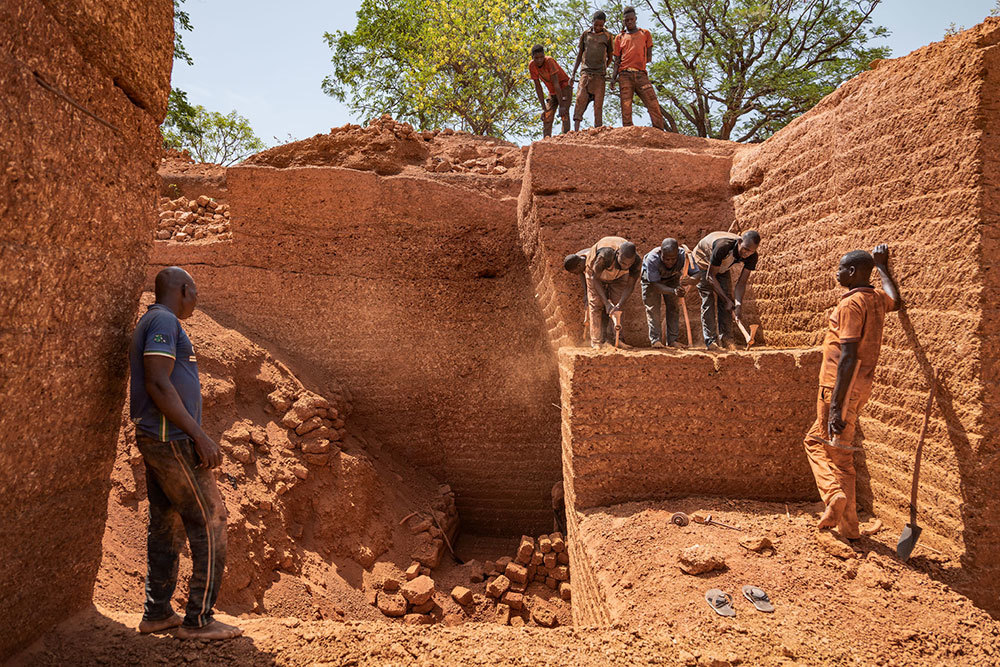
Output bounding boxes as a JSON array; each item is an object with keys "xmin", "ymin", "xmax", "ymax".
[
  {"xmin": 163, "ymin": 106, "xmax": 266, "ymax": 166},
  {"xmin": 325, "ymin": 0, "xmax": 889, "ymax": 142}
]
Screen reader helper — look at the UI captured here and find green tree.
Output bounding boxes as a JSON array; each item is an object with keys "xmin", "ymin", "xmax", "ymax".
[
  {"xmin": 162, "ymin": 106, "xmax": 266, "ymax": 166},
  {"xmin": 945, "ymin": 1, "xmax": 1000, "ymax": 37},
  {"xmin": 164, "ymin": 0, "xmax": 200, "ymax": 147},
  {"xmin": 324, "ymin": 0, "xmax": 568, "ymax": 138},
  {"xmin": 643, "ymin": 0, "xmax": 889, "ymax": 141}
]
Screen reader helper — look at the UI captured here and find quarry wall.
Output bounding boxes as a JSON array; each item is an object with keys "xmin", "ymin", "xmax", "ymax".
[
  {"xmin": 731, "ymin": 21, "xmax": 1000, "ymax": 613},
  {"xmin": 559, "ymin": 348, "xmax": 821, "ymax": 511},
  {"xmin": 0, "ymin": 0, "xmax": 172, "ymax": 658},
  {"xmin": 150, "ymin": 166, "xmax": 561, "ymax": 535},
  {"xmin": 517, "ymin": 130, "xmax": 737, "ymax": 350}
]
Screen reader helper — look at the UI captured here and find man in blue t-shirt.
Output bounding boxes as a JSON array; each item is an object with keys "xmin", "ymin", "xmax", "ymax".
[
  {"xmin": 128, "ymin": 266, "xmax": 241, "ymax": 640},
  {"xmin": 641, "ymin": 238, "xmax": 693, "ymax": 348}
]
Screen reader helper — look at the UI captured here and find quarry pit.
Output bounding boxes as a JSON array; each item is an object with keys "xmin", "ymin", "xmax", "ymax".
[{"xmin": 5, "ymin": 2, "xmax": 1000, "ymax": 664}]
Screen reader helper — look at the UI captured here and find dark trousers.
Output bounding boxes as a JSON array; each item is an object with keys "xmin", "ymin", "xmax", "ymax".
[
  {"xmin": 641, "ymin": 279, "xmax": 680, "ymax": 345},
  {"xmin": 697, "ymin": 271, "xmax": 732, "ymax": 347},
  {"xmin": 544, "ymin": 88, "xmax": 572, "ymax": 137},
  {"xmin": 618, "ymin": 70, "xmax": 665, "ymax": 129},
  {"xmin": 573, "ymin": 72, "xmax": 607, "ymax": 126},
  {"xmin": 137, "ymin": 434, "xmax": 227, "ymax": 628}
]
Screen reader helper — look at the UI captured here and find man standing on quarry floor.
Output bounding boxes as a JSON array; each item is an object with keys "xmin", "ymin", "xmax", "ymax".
[
  {"xmin": 692, "ymin": 230, "xmax": 760, "ymax": 350},
  {"xmin": 128, "ymin": 267, "xmax": 242, "ymax": 640},
  {"xmin": 804, "ymin": 245, "xmax": 900, "ymax": 542},
  {"xmin": 585, "ymin": 236, "xmax": 640, "ymax": 348}
]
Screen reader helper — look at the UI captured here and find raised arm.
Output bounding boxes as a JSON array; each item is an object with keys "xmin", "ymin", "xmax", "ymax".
[{"xmin": 872, "ymin": 243, "xmax": 901, "ymax": 311}]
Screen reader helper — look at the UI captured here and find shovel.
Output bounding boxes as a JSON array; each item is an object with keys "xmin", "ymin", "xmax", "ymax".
[
  {"xmin": 611, "ymin": 310, "xmax": 622, "ymax": 348},
  {"xmin": 897, "ymin": 371, "xmax": 937, "ymax": 561}
]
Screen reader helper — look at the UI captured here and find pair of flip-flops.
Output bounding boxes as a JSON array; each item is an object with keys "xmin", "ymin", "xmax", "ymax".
[{"xmin": 705, "ymin": 586, "xmax": 774, "ymax": 616}]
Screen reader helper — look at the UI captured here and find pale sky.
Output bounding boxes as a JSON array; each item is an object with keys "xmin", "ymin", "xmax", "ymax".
[{"xmin": 170, "ymin": 0, "xmax": 1000, "ymax": 144}]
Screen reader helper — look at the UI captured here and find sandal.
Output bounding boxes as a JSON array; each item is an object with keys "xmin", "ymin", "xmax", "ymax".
[
  {"xmin": 742, "ymin": 585, "xmax": 774, "ymax": 613},
  {"xmin": 705, "ymin": 589, "xmax": 735, "ymax": 617}
]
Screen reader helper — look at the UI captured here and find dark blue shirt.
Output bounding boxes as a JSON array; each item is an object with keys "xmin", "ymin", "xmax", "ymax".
[
  {"xmin": 642, "ymin": 246, "xmax": 688, "ymax": 283},
  {"xmin": 129, "ymin": 304, "xmax": 201, "ymax": 441}
]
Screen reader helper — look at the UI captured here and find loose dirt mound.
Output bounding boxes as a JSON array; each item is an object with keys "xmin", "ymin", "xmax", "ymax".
[
  {"xmin": 159, "ymin": 150, "xmax": 228, "ymax": 200},
  {"xmin": 96, "ymin": 295, "xmax": 456, "ymax": 622},
  {"xmin": 243, "ymin": 115, "xmax": 524, "ymax": 177}
]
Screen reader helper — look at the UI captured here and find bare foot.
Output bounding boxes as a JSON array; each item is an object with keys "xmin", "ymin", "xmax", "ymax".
[
  {"xmin": 175, "ymin": 620, "xmax": 243, "ymax": 640},
  {"xmin": 817, "ymin": 493, "xmax": 847, "ymax": 530},
  {"xmin": 668, "ymin": 341, "xmax": 686, "ymax": 349},
  {"xmin": 138, "ymin": 613, "xmax": 182, "ymax": 634},
  {"xmin": 651, "ymin": 341, "xmax": 665, "ymax": 348}
]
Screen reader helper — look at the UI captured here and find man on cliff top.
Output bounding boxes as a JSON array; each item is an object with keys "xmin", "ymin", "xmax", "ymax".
[
  {"xmin": 609, "ymin": 6, "xmax": 666, "ymax": 130},
  {"xmin": 129, "ymin": 267, "xmax": 241, "ymax": 640},
  {"xmin": 804, "ymin": 244, "xmax": 900, "ymax": 543},
  {"xmin": 569, "ymin": 10, "xmax": 614, "ymax": 131},
  {"xmin": 529, "ymin": 44, "xmax": 572, "ymax": 137},
  {"xmin": 585, "ymin": 236, "xmax": 640, "ymax": 348},
  {"xmin": 691, "ymin": 230, "xmax": 760, "ymax": 350}
]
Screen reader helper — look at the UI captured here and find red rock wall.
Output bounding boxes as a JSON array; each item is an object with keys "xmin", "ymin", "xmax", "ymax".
[
  {"xmin": 731, "ymin": 22, "xmax": 1000, "ymax": 613},
  {"xmin": 150, "ymin": 166, "xmax": 561, "ymax": 535},
  {"xmin": 0, "ymin": 0, "xmax": 171, "ymax": 658},
  {"xmin": 559, "ymin": 348, "xmax": 821, "ymax": 511},
  {"xmin": 518, "ymin": 129, "xmax": 736, "ymax": 350}
]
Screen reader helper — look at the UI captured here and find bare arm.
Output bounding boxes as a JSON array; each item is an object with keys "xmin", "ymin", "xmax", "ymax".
[
  {"xmin": 586, "ymin": 255, "xmax": 613, "ymax": 312},
  {"xmin": 144, "ymin": 355, "xmax": 221, "ymax": 468},
  {"xmin": 534, "ymin": 79, "xmax": 547, "ymax": 109},
  {"xmin": 733, "ymin": 267, "xmax": 751, "ymax": 319},
  {"xmin": 610, "ymin": 53, "xmax": 622, "ymax": 88},
  {"xmin": 872, "ymin": 243, "xmax": 901, "ymax": 310},
  {"xmin": 571, "ymin": 38, "xmax": 584, "ymax": 80},
  {"xmin": 829, "ymin": 341, "xmax": 859, "ymax": 438},
  {"xmin": 617, "ymin": 274, "xmax": 639, "ymax": 308}
]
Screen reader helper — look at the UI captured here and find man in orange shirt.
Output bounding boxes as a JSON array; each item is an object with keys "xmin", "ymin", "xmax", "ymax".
[
  {"xmin": 609, "ymin": 7, "xmax": 665, "ymax": 130},
  {"xmin": 529, "ymin": 45, "xmax": 572, "ymax": 137},
  {"xmin": 803, "ymin": 244, "xmax": 901, "ymax": 541}
]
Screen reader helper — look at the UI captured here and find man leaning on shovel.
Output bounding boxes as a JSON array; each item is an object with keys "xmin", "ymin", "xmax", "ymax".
[{"xmin": 803, "ymin": 244, "xmax": 900, "ymax": 542}]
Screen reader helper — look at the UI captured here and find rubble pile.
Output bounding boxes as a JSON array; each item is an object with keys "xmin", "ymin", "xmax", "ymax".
[{"xmin": 155, "ymin": 194, "xmax": 232, "ymax": 242}]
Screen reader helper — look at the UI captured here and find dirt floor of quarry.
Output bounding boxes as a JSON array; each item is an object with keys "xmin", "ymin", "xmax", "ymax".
[{"xmin": 19, "ymin": 496, "xmax": 1000, "ymax": 666}]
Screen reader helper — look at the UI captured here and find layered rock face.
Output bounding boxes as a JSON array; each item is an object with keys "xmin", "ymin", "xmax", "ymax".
[
  {"xmin": 150, "ymin": 164, "xmax": 561, "ymax": 535},
  {"xmin": 731, "ymin": 20, "xmax": 1000, "ymax": 614},
  {"xmin": 0, "ymin": 0, "xmax": 172, "ymax": 658}
]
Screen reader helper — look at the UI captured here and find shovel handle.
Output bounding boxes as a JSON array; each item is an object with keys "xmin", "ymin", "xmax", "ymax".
[{"xmin": 909, "ymin": 371, "xmax": 937, "ymax": 525}]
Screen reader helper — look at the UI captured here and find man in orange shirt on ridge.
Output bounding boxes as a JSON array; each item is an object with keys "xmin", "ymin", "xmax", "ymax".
[
  {"xmin": 609, "ymin": 6, "xmax": 666, "ymax": 130},
  {"xmin": 803, "ymin": 244, "xmax": 901, "ymax": 543},
  {"xmin": 529, "ymin": 44, "xmax": 572, "ymax": 137}
]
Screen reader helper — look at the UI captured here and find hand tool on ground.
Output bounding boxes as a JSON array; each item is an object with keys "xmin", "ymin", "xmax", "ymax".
[
  {"xmin": 691, "ymin": 512, "xmax": 741, "ymax": 531},
  {"xmin": 611, "ymin": 310, "xmax": 622, "ymax": 348},
  {"xmin": 735, "ymin": 317, "xmax": 759, "ymax": 350},
  {"xmin": 897, "ymin": 371, "xmax": 938, "ymax": 561},
  {"xmin": 583, "ymin": 308, "xmax": 590, "ymax": 343},
  {"xmin": 670, "ymin": 512, "xmax": 690, "ymax": 526},
  {"xmin": 430, "ymin": 509, "xmax": 464, "ymax": 565}
]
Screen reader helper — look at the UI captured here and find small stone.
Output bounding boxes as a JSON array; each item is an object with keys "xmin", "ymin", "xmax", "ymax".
[
  {"xmin": 495, "ymin": 603, "xmax": 511, "ymax": 625},
  {"xmin": 538, "ymin": 536, "xmax": 553, "ymax": 553},
  {"xmin": 411, "ymin": 600, "xmax": 436, "ymax": 614},
  {"xmin": 510, "ymin": 615, "xmax": 525, "ymax": 627},
  {"xmin": 531, "ymin": 551, "xmax": 543, "ymax": 566},
  {"xmin": 400, "ymin": 575, "xmax": 435, "ymax": 606},
  {"xmin": 551, "ymin": 565, "xmax": 569, "ymax": 581},
  {"xmin": 376, "ymin": 591, "xmax": 407, "ymax": 617},
  {"xmin": 196, "ymin": 195, "xmax": 211, "ymax": 206},
  {"xmin": 403, "ymin": 613, "xmax": 433, "ymax": 625},
  {"xmin": 486, "ymin": 575, "xmax": 511, "ymax": 599},
  {"xmin": 516, "ymin": 535, "xmax": 535, "ymax": 563},
  {"xmin": 451, "ymin": 586, "xmax": 473, "ymax": 605},
  {"xmin": 443, "ymin": 614, "xmax": 465, "ymax": 627},
  {"xmin": 501, "ymin": 591, "xmax": 523, "ymax": 610},
  {"xmin": 816, "ymin": 530, "xmax": 856, "ymax": 560},
  {"xmin": 543, "ymin": 553, "xmax": 556, "ymax": 569},
  {"xmin": 857, "ymin": 561, "xmax": 893, "ymax": 590},
  {"xmin": 559, "ymin": 581, "xmax": 572, "ymax": 601},
  {"xmin": 739, "ymin": 534, "xmax": 774, "ymax": 553},
  {"xmin": 383, "ymin": 576, "xmax": 401, "ymax": 592},
  {"xmin": 531, "ymin": 602, "xmax": 558, "ymax": 627},
  {"xmin": 550, "ymin": 532, "xmax": 565, "ymax": 553},
  {"xmin": 678, "ymin": 545, "xmax": 727, "ymax": 575},
  {"xmin": 557, "ymin": 551, "xmax": 570, "ymax": 565},
  {"xmin": 303, "ymin": 453, "xmax": 330, "ymax": 466},
  {"xmin": 496, "ymin": 556, "xmax": 512, "ymax": 571},
  {"xmin": 301, "ymin": 439, "xmax": 330, "ymax": 454},
  {"xmin": 545, "ymin": 577, "xmax": 557, "ymax": 589},
  {"xmin": 405, "ymin": 563, "xmax": 421, "ymax": 580},
  {"xmin": 155, "ymin": 229, "xmax": 172, "ymax": 240},
  {"xmin": 291, "ymin": 465, "xmax": 308, "ymax": 480},
  {"xmin": 295, "ymin": 416, "xmax": 323, "ymax": 435},
  {"xmin": 505, "ymin": 562, "xmax": 528, "ymax": 584}
]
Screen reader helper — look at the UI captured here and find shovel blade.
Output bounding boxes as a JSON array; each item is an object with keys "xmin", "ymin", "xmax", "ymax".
[{"xmin": 896, "ymin": 523, "xmax": 922, "ymax": 561}]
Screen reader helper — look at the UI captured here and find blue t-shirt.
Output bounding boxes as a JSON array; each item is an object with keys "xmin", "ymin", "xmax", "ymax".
[
  {"xmin": 129, "ymin": 304, "xmax": 202, "ymax": 441},
  {"xmin": 642, "ymin": 246, "xmax": 688, "ymax": 283}
]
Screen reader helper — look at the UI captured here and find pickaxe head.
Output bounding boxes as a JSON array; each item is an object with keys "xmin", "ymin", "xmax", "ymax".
[{"xmin": 745, "ymin": 324, "xmax": 759, "ymax": 350}]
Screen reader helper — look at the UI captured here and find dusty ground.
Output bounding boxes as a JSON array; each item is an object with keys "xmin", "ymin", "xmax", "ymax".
[{"xmin": 575, "ymin": 497, "xmax": 1000, "ymax": 665}]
